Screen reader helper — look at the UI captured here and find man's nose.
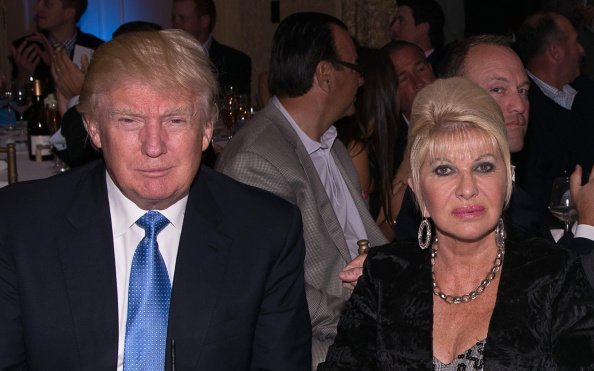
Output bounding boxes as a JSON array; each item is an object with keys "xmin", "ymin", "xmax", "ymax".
[{"xmin": 141, "ymin": 122, "xmax": 167, "ymax": 158}]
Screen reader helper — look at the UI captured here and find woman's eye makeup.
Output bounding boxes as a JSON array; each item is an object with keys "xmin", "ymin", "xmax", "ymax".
[{"xmin": 474, "ymin": 161, "xmax": 495, "ymax": 173}]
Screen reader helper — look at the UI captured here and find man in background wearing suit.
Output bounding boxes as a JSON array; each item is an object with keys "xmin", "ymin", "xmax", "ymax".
[
  {"xmin": 440, "ymin": 34, "xmax": 594, "ymax": 250},
  {"xmin": 11, "ymin": 0, "xmax": 103, "ymax": 93},
  {"xmin": 515, "ymin": 11, "xmax": 594, "ymax": 217},
  {"xmin": 0, "ymin": 30, "xmax": 310, "ymax": 370},
  {"xmin": 216, "ymin": 12, "xmax": 388, "ymax": 368},
  {"xmin": 172, "ymin": 0, "xmax": 252, "ymax": 96},
  {"xmin": 392, "ymin": 34, "xmax": 594, "ymax": 266},
  {"xmin": 390, "ymin": 0, "xmax": 445, "ymax": 71}
]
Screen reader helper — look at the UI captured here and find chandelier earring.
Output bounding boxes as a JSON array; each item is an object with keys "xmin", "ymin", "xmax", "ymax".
[{"xmin": 418, "ymin": 218, "xmax": 432, "ymax": 250}]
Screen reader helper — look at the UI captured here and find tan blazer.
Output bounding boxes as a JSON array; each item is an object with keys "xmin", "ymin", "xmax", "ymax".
[{"xmin": 216, "ymin": 102, "xmax": 387, "ymax": 368}]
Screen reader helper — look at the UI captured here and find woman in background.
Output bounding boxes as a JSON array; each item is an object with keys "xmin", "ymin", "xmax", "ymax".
[
  {"xmin": 319, "ymin": 77, "xmax": 594, "ymax": 370},
  {"xmin": 336, "ymin": 47, "xmax": 401, "ymax": 240}
]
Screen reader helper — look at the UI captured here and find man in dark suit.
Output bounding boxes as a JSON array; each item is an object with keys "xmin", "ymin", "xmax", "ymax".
[
  {"xmin": 393, "ymin": 35, "xmax": 594, "ymax": 252},
  {"xmin": 515, "ymin": 11, "xmax": 594, "ymax": 217},
  {"xmin": 390, "ymin": 0, "xmax": 445, "ymax": 71},
  {"xmin": 172, "ymin": 0, "xmax": 252, "ymax": 96},
  {"xmin": 11, "ymin": 0, "xmax": 103, "ymax": 94},
  {"xmin": 0, "ymin": 29, "xmax": 310, "ymax": 370}
]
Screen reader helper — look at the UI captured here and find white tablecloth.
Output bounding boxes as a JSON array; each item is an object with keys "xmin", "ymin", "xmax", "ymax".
[{"xmin": 0, "ymin": 124, "xmax": 57, "ymax": 188}]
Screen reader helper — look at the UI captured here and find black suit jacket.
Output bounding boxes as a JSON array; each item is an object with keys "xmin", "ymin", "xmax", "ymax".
[
  {"xmin": 12, "ymin": 29, "xmax": 103, "ymax": 94},
  {"xmin": 516, "ymin": 75, "xmax": 594, "ymax": 215},
  {"xmin": 56, "ymin": 105, "xmax": 101, "ymax": 167},
  {"xmin": 209, "ymin": 38, "xmax": 252, "ymax": 96},
  {"xmin": 0, "ymin": 161, "xmax": 311, "ymax": 370},
  {"xmin": 319, "ymin": 239, "xmax": 594, "ymax": 370}
]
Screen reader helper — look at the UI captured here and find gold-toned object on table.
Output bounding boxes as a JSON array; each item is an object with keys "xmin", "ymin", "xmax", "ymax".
[
  {"xmin": 0, "ymin": 142, "xmax": 17, "ymax": 184},
  {"xmin": 35, "ymin": 144, "xmax": 52, "ymax": 163},
  {"xmin": 357, "ymin": 239, "xmax": 370, "ymax": 255}
]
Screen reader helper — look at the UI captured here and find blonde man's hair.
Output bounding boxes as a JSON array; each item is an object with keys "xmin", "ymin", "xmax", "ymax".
[
  {"xmin": 408, "ymin": 77, "xmax": 512, "ymax": 214},
  {"xmin": 78, "ymin": 29, "xmax": 218, "ymax": 128}
]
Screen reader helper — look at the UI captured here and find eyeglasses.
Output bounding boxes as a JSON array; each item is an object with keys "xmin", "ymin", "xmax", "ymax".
[{"xmin": 331, "ymin": 59, "xmax": 364, "ymax": 77}]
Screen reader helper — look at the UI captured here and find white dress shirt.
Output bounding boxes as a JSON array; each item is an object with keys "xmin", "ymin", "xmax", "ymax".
[
  {"xmin": 106, "ymin": 173, "xmax": 187, "ymax": 370},
  {"xmin": 272, "ymin": 97, "xmax": 368, "ymax": 258},
  {"xmin": 527, "ymin": 70, "xmax": 578, "ymax": 110},
  {"xmin": 576, "ymin": 224, "xmax": 594, "ymax": 241}
]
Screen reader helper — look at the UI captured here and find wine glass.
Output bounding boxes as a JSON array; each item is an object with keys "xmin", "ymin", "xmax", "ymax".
[
  {"xmin": 221, "ymin": 85, "xmax": 238, "ymax": 138},
  {"xmin": 0, "ymin": 77, "xmax": 15, "ymax": 130},
  {"xmin": 11, "ymin": 85, "xmax": 32, "ymax": 121},
  {"xmin": 235, "ymin": 94, "xmax": 250, "ymax": 131},
  {"xmin": 548, "ymin": 176, "xmax": 578, "ymax": 235}
]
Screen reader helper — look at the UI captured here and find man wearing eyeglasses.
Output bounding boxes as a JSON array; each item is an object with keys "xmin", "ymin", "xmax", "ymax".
[{"xmin": 216, "ymin": 12, "xmax": 387, "ymax": 369}]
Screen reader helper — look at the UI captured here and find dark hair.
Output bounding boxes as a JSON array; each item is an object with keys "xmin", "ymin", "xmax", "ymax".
[
  {"xmin": 337, "ymin": 47, "xmax": 400, "ymax": 222},
  {"xmin": 62, "ymin": 0, "xmax": 88, "ymax": 22},
  {"xmin": 515, "ymin": 11, "xmax": 564, "ymax": 65},
  {"xmin": 112, "ymin": 21, "xmax": 163, "ymax": 39},
  {"xmin": 173, "ymin": 0, "xmax": 217, "ymax": 34},
  {"xmin": 397, "ymin": 0, "xmax": 445, "ymax": 50},
  {"xmin": 440, "ymin": 34, "xmax": 512, "ymax": 78},
  {"xmin": 268, "ymin": 12, "xmax": 348, "ymax": 98}
]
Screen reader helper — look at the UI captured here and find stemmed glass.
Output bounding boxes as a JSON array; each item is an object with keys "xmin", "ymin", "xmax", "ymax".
[
  {"xmin": 11, "ymin": 85, "xmax": 32, "ymax": 121},
  {"xmin": 548, "ymin": 176, "xmax": 578, "ymax": 236},
  {"xmin": 0, "ymin": 77, "xmax": 15, "ymax": 130},
  {"xmin": 221, "ymin": 85, "xmax": 238, "ymax": 138}
]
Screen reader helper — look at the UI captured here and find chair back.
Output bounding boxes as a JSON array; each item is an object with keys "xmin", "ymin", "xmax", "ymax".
[{"xmin": 0, "ymin": 143, "xmax": 18, "ymax": 184}]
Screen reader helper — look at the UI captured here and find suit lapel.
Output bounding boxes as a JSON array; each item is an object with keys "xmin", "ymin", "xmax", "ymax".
[
  {"xmin": 59, "ymin": 162, "xmax": 119, "ymax": 369},
  {"xmin": 265, "ymin": 104, "xmax": 352, "ymax": 262},
  {"xmin": 331, "ymin": 144, "xmax": 388, "ymax": 246},
  {"xmin": 165, "ymin": 168, "xmax": 232, "ymax": 368}
]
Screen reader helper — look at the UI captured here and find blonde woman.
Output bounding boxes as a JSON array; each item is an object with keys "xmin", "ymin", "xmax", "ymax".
[{"xmin": 319, "ymin": 78, "xmax": 594, "ymax": 370}]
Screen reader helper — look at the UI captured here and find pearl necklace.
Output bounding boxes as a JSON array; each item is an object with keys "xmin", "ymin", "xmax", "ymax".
[{"xmin": 431, "ymin": 242, "xmax": 505, "ymax": 304}]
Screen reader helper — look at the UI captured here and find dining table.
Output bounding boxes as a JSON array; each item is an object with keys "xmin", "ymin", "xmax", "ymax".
[{"xmin": 0, "ymin": 121, "xmax": 56, "ymax": 188}]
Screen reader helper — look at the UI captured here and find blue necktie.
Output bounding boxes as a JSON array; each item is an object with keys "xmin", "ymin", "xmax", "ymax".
[{"xmin": 123, "ymin": 211, "xmax": 171, "ymax": 370}]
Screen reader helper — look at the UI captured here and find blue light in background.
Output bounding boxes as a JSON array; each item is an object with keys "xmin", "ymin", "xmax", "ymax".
[{"xmin": 78, "ymin": 0, "xmax": 171, "ymax": 42}]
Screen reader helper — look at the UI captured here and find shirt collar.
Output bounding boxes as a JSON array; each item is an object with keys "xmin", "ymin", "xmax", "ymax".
[
  {"xmin": 271, "ymin": 96, "xmax": 337, "ymax": 155},
  {"xmin": 202, "ymin": 34, "xmax": 213, "ymax": 56},
  {"xmin": 106, "ymin": 171, "xmax": 188, "ymax": 237},
  {"xmin": 49, "ymin": 30, "xmax": 78, "ymax": 55},
  {"xmin": 527, "ymin": 70, "xmax": 577, "ymax": 110}
]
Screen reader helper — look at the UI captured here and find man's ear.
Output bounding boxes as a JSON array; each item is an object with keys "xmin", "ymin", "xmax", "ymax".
[
  {"xmin": 547, "ymin": 40, "xmax": 563, "ymax": 62},
  {"xmin": 201, "ymin": 120, "xmax": 213, "ymax": 151},
  {"xmin": 64, "ymin": 8, "xmax": 77, "ymax": 23},
  {"xmin": 200, "ymin": 14, "xmax": 211, "ymax": 31},
  {"xmin": 84, "ymin": 114, "xmax": 103, "ymax": 149},
  {"xmin": 314, "ymin": 60, "xmax": 332, "ymax": 93},
  {"xmin": 417, "ymin": 22, "xmax": 430, "ymax": 38}
]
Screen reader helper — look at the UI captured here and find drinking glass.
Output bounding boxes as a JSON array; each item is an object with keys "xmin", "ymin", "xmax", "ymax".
[
  {"xmin": 235, "ymin": 94, "xmax": 250, "ymax": 130},
  {"xmin": 0, "ymin": 78, "xmax": 15, "ymax": 130},
  {"xmin": 221, "ymin": 85, "xmax": 238, "ymax": 138},
  {"xmin": 548, "ymin": 176, "xmax": 578, "ymax": 235},
  {"xmin": 11, "ymin": 85, "xmax": 32, "ymax": 121}
]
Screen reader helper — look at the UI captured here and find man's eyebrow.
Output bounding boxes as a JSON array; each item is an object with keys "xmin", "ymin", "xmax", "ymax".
[
  {"xmin": 162, "ymin": 106, "xmax": 194, "ymax": 116},
  {"xmin": 487, "ymin": 76, "xmax": 509, "ymax": 83},
  {"xmin": 110, "ymin": 108, "xmax": 140, "ymax": 116},
  {"xmin": 109, "ymin": 106, "xmax": 194, "ymax": 116}
]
